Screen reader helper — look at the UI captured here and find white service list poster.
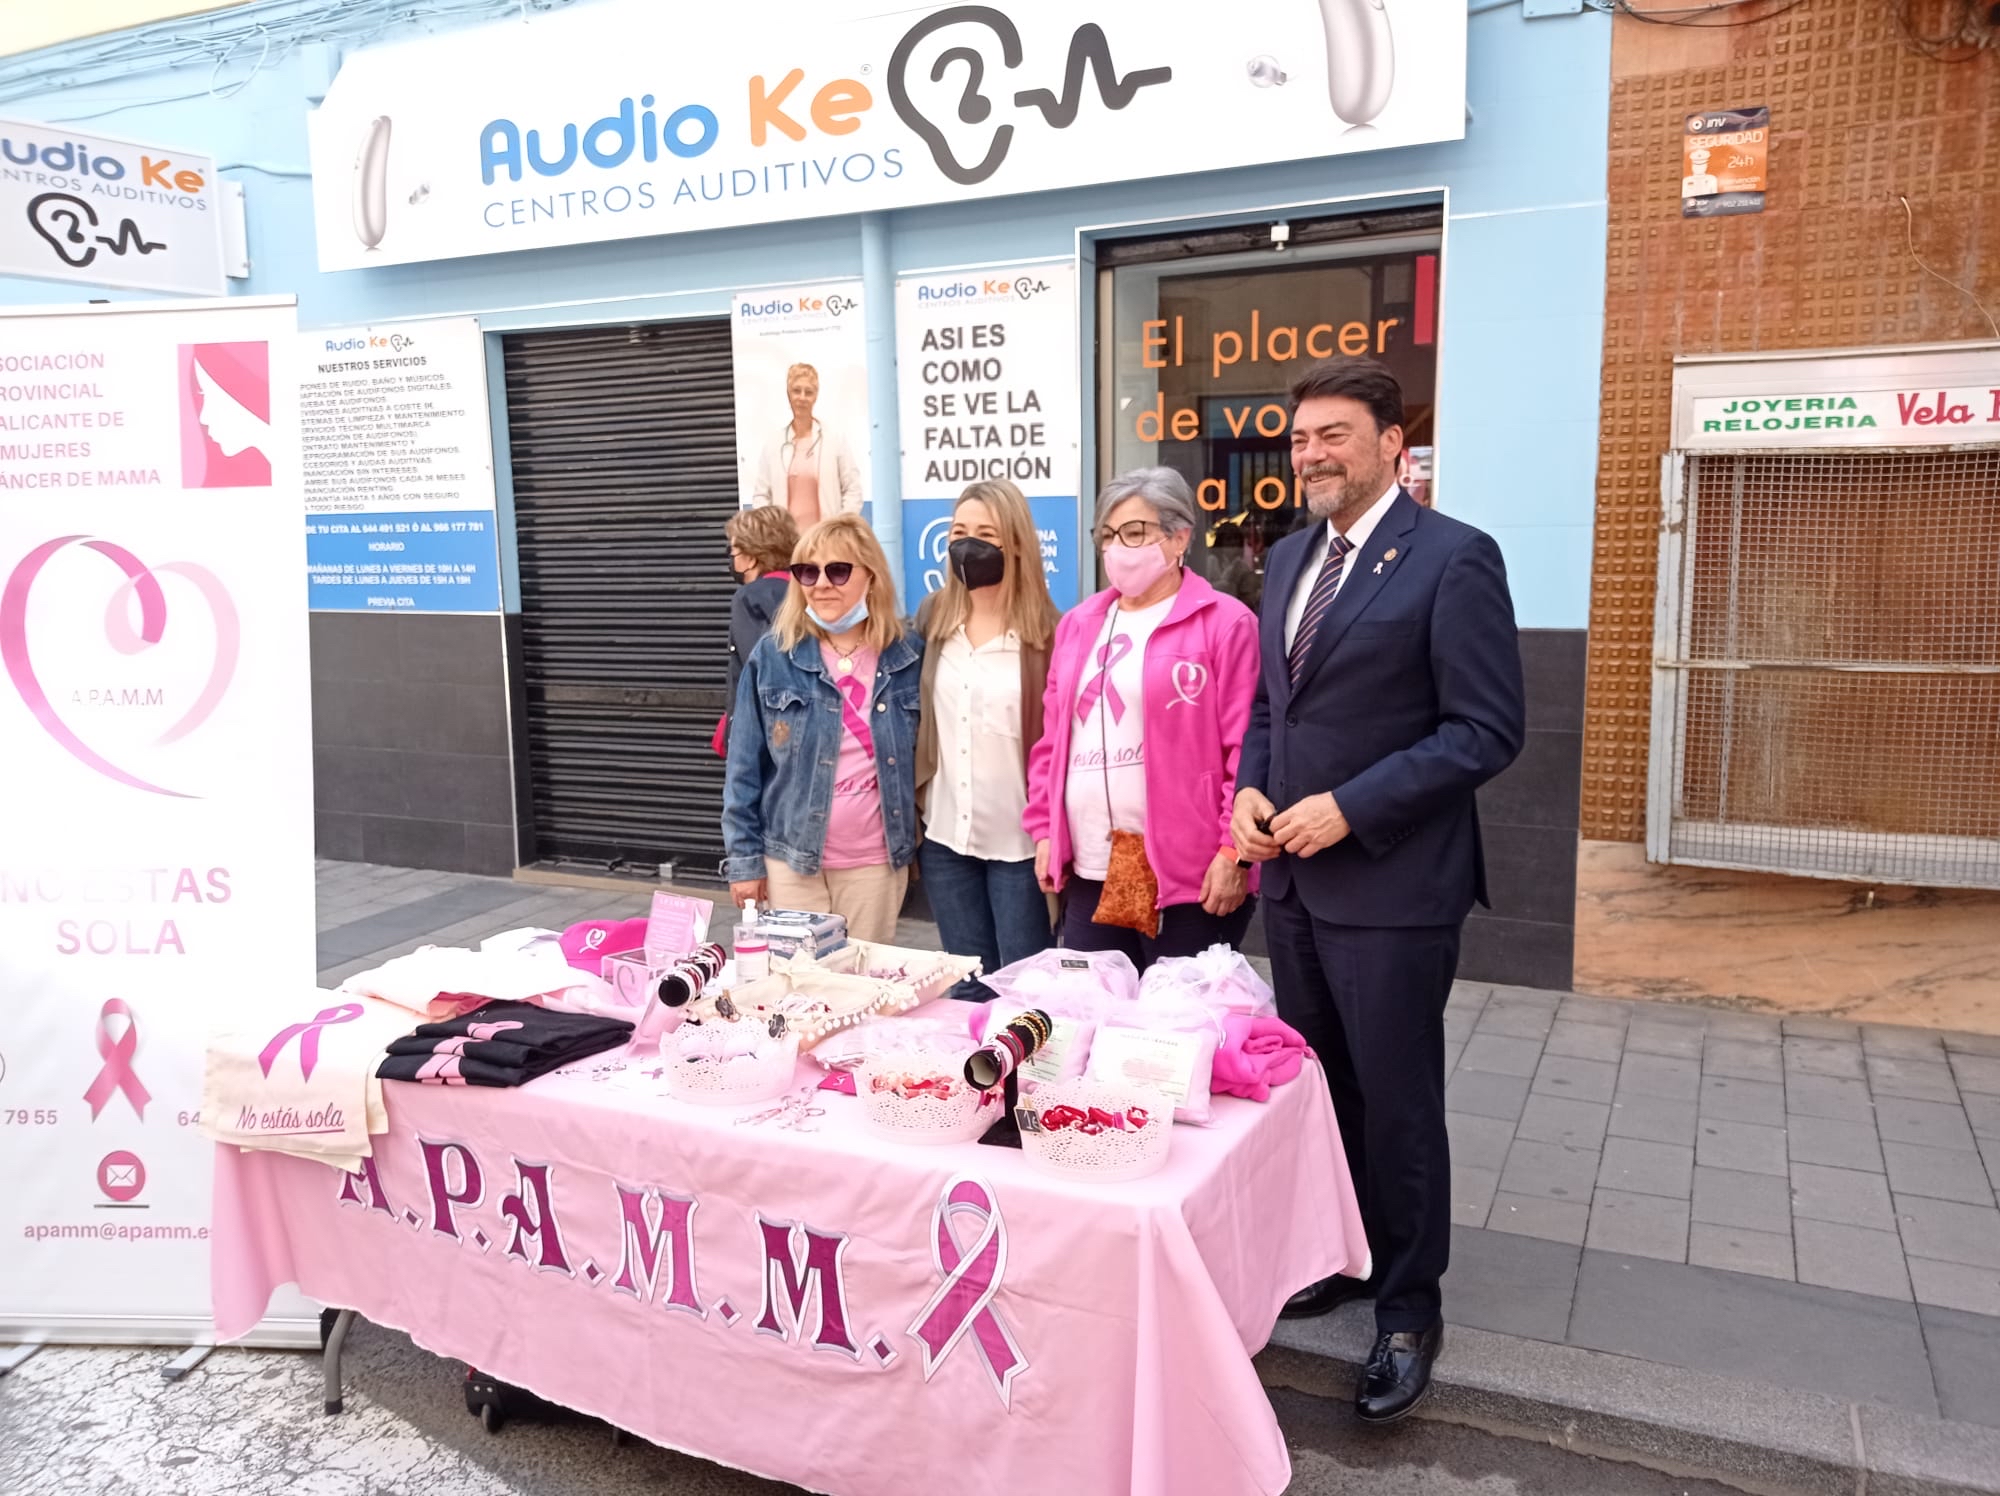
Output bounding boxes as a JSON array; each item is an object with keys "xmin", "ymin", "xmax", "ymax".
[{"xmin": 300, "ymin": 316, "xmax": 501, "ymax": 612}]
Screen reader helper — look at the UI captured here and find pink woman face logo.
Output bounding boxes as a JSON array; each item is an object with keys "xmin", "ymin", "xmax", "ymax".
[{"xmin": 0, "ymin": 537, "xmax": 240, "ymax": 798}]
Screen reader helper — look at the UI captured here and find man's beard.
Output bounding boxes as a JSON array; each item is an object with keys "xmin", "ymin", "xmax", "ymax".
[{"xmin": 1299, "ymin": 459, "xmax": 1389, "ymax": 521}]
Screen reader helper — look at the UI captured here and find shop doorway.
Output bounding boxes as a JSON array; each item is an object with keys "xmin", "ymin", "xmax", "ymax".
[
  {"xmin": 1096, "ymin": 205, "xmax": 1443, "ymax": 605},
  {"xmin": 502, "ymin": 318, "xmax": 738, "ymax": 882}
]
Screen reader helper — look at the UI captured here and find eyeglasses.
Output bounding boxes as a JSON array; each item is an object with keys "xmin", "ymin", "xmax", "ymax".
[
  {"xmin": 1096, "ymin": 519, "xmax": 1165, "ymax": 549},
  {"xmin": 789, "ymin": 561, "xmax": 859, "ymax": 587}
]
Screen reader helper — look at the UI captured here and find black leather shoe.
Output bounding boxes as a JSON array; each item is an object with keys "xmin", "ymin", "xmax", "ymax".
[
  {"xmin": 1279, "ymin": 1274, "xmax": 1376, "ymax": 1320},
  {"xmin": 1354, "ymin": 1322, "xmax": 1443, "ymax": 1424}
]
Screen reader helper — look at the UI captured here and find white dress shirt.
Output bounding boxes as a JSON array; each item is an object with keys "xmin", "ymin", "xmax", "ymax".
[
  {"xmin": 925, "ymin": 626, "xmax": 1035, "ymax": 862},
  {"xmin": 1282, "ymin": 483, "xmax": 1401, "ymax": 651}
]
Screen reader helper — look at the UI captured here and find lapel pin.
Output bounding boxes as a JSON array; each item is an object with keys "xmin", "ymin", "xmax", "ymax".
[{"xmin": 1373, "ymin": 547, "xmax": 1397, "ymax": 576}]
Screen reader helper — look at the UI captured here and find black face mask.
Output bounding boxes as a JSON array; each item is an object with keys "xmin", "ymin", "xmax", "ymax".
[
  {"xmin": 729, "ymin": 561, "xmax": 749, "ymax": 584},
  {"xmin": 948, "ymin": 537, "xmax": 1006, "ymax": 591}
]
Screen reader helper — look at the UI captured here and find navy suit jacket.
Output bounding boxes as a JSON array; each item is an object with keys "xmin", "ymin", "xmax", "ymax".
[{"xmin": 1238, "ymin": 491, "xmax": 1526, "ymax": 928}]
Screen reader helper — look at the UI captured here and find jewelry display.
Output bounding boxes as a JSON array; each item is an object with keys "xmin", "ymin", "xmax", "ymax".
[
  {"xmin": 657, "ymin": 943, "xmax": 726, "ymax": 1007},
  {"xmin": 964, "ymin": 1009, "xmax": 1054, "ymax": 1090}
]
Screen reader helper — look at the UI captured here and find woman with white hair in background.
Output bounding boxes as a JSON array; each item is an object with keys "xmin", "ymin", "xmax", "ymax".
[{"xmin": 1023, "ymin": 468, "xmax": 1262, "ymax": 970}]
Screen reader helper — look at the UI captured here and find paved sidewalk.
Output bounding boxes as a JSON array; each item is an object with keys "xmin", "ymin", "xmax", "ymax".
[{"xmin": 312, "ymin": 861, "xmax": 2000, "ymax": 1475}]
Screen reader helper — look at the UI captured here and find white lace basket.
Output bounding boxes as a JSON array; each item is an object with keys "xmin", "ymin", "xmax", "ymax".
[
  {"xmin": 662, "ymin": 1029, "xmax": 799, "ymax": 1107},
  {"xmin": 855, "ymin": 1052, "xmax": 997, "ymax": 1145},
  {"xmin": 1020, "ymin": 1079, "xmax": 1173, "ymax": 1182}
]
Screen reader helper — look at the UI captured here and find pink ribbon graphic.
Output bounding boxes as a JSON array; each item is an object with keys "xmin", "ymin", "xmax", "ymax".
[
  {"xmin": 414, "ymin": 1020, "xmax": 525, "ymax": 1085},
  {"xmin": 907, "ymin": 1174, "xmax": 1028, "ymax": 1407},
  {"xmin": 83, "ymin": 999, "xmax": 151, "ymax": 1121},
  {"xmin": 1, "ymin": 536, "xmax": 241, "ymax": 797},
  {"xmin": 258, "ymin": 1003, "xmax": 367, "ymax": 1081},
  {"xmin": 1073, "ymin": 633, "xmax": 1131, "ymax": 725},
  {"xmin": 834, "ymin": 673, "xmax": 875, "ymax": 757}
]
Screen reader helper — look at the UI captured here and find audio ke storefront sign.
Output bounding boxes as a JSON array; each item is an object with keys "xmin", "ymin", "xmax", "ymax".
[
  {"xmin": 0, "ymin": 296, "xmax": 316, "ymax": 1340},
  {"xmin": 306, "ymin": 0, "xmax": 1465, "ymax": 271},
  {"xmin": 0, "ymin": 117, "xmax": 227, "ymax": 295},
  {"xmin": 896, "ymin": 261, "xmax": 1080, "ymax": 608}
]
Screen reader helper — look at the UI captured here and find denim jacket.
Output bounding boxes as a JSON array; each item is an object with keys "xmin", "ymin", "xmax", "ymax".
[{"xmin": 722, "ymin": 628, "xmax": 924, "ymax": 882}]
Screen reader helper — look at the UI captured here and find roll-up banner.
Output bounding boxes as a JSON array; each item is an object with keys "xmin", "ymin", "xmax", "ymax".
[
  {"xmin": 0, "ymin": 296, "xmax": 318, "ymax": 1343},
  {"xmin": 896, "ymin": 261, "xmax": 1081, "ymax": 608}
]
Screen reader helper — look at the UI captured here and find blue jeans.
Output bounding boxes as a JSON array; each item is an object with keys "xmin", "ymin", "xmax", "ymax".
[{"xmin": 918, "ymin": 840, "xmax": 1052, "ymax": 976}]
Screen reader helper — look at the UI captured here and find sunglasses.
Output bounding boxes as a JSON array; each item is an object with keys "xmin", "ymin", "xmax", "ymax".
[{"xmin": 789, "ymin": 561, "xmax": 860, "ymax": 587}]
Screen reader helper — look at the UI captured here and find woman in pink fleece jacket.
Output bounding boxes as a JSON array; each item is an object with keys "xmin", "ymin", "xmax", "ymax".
[{"xmin": 1024, "ymin": 468, "xmax": 1262, "ymax": 970}]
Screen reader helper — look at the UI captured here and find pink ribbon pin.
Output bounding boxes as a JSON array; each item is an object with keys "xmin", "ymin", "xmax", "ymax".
[
  {"xmin": 1073, "ymin": 634, "xmax": 1131, "ymax": 725},
  {"xmin": 834, "ymin": 673, "xmax": 875, "ymax": 757},
  {"xmin": 907, "ymin": 1174, "xmax": 1029, "ymax": 1407},
  {"xmin": 83, "ymin": 999, "xmax": 151, "ymax": 1121},
  {"xmin": 258, "ymin": 1003, "xmax": 367, "ymax": 1081}
]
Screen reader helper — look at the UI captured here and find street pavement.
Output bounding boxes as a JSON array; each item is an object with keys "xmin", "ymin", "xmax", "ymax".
[
  {"xmin": 2, "ymin": 858, "xmax": 1997, "ymax": 1495},
  {"xmin": 0, "ymin": 1324, "xmax": 1749, "ymax": 1496}
]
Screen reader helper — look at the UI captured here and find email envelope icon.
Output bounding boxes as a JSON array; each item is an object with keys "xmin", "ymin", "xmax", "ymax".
[{"xmin": 106, "ymin": 1164, "xmax": 138, "ymax": 1187}]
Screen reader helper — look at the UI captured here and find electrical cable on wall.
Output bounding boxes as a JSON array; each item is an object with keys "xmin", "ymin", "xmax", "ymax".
[
  {"xmin": 1897, "ymin": 195, "xmax": 2000, "ymax": 339},
  {"xmin": 1886, "ymin": 0, "xmax": 1997, "ymax": 58},
  {"xmin": 1614, "ymin": 0, "xmax": 1814, "ymax": 28}
]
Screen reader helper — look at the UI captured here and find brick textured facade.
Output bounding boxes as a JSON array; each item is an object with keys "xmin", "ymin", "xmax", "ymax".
[{"xmin": 1582, "ymin": 0, "xmax": 2000, "ymax": 841}]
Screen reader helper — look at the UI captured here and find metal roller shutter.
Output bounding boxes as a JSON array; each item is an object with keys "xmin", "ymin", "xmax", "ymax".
[{"xmin": 503, "ymin": 319, "xmax": 737, "ymax": 881}]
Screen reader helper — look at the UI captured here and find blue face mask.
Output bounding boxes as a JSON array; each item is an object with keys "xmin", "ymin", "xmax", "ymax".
[{"xmin": 807, "ymin": 597, "xmax": 870, "ymax": 634}]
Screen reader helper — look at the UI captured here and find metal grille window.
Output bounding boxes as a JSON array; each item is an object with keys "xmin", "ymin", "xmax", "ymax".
[
  {"xmin": 1648, "ymin": 449, "xmax": 2000, "ymax": 889},
  {"xmin": 503, "ymin": 319, "xmax": 738, "ymax": 881}
]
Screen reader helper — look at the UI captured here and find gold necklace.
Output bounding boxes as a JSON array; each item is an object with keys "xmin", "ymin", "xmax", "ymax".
[{"xmin": 829, "ymin": 639, "xmax": 862, "ymax": 675}]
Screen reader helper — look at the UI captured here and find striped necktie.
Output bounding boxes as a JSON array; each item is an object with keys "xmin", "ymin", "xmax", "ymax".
[{"xmin": 1288, "ymin": 533, "xmax": 1356, "ymax": 688}]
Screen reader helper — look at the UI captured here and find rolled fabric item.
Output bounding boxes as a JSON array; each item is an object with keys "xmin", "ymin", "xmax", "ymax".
[
  {"xmin": 963, "ymin": 1008, "xmax": 1052, "ymax": 1090},
  {"xmin": 658, "ymin": 943, "xmax": 726, "ymax": 1007}
]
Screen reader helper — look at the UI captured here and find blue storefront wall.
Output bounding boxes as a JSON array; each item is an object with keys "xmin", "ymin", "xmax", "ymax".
[{"xmin": 0, "ymin": 4, "xmax": 1608, "ymax": 984}]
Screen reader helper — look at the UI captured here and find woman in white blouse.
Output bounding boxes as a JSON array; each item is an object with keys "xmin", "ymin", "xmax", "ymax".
[{"xmin": 913, "ymin": 480, "xmax": 1060, "ymax": 973}]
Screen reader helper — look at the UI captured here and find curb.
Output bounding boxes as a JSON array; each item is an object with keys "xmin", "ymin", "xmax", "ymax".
[{"xmin": 1261, "ymin": 1312, "xmax": 2000, "ymax": 1496}]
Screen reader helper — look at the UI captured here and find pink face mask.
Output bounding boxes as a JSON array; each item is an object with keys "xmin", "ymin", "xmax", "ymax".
[{"xmin": 1102, "ymin": 541, "xmax": 1175, "ymax": 598}]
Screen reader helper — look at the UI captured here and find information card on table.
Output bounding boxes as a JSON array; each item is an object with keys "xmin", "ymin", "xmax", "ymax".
[{"xmin": 299, "ymin": 316, "xmax": 501, "ymax": 612}]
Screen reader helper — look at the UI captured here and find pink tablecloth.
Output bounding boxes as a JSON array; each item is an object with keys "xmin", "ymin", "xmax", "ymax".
[{"xmin": 212, "ymin": 1051, "xmax": 1367, "ymax": 1496}]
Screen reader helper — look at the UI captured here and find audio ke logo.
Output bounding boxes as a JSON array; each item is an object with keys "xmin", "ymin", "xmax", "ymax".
[
  {"xmin": 887, "ymin": 9, "xmax": 1173, "ymax": 187},
  {"xmin": 918, "ymin": 515, "xmax": 953, "ymax": 595}
]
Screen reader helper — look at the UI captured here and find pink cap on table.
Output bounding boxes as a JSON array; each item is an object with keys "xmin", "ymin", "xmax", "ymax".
[{"xmin": 558, "ymin": 918, "xmax": 649, "ymax": 971}]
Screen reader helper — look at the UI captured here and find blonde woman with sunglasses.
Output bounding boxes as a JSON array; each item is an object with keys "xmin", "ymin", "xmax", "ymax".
[{"xmin": 722, "ymin": 514, "xmax": 922, "ymax": 943}]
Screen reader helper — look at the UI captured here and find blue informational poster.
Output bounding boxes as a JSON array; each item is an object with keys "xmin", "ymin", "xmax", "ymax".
[
  {"xmin": 304, "ymin": 510, "xmax": 502, "ymax": 612},
  {"xmin": 300, "ymin": 317, "xmax": 503, "ymax": 612},
  {"xmin": 901, "ymin": 494, "xmax": 1083, "ymax": 613}
]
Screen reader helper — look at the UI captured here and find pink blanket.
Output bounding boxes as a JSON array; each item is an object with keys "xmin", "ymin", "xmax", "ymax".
[
  {"xmin": 1210, "ymin": 1014, "xmax": 1309, "ymax": 1102},
  {"xmin": 211, "ymin": 1045, "xmax": 1367, "ymax": 1496}
]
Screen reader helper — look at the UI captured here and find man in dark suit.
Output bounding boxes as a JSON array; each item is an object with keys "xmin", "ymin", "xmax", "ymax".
[{"xmin": 1232, "ymin": 359, "xmax": 1524, "ymax": 1423}]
